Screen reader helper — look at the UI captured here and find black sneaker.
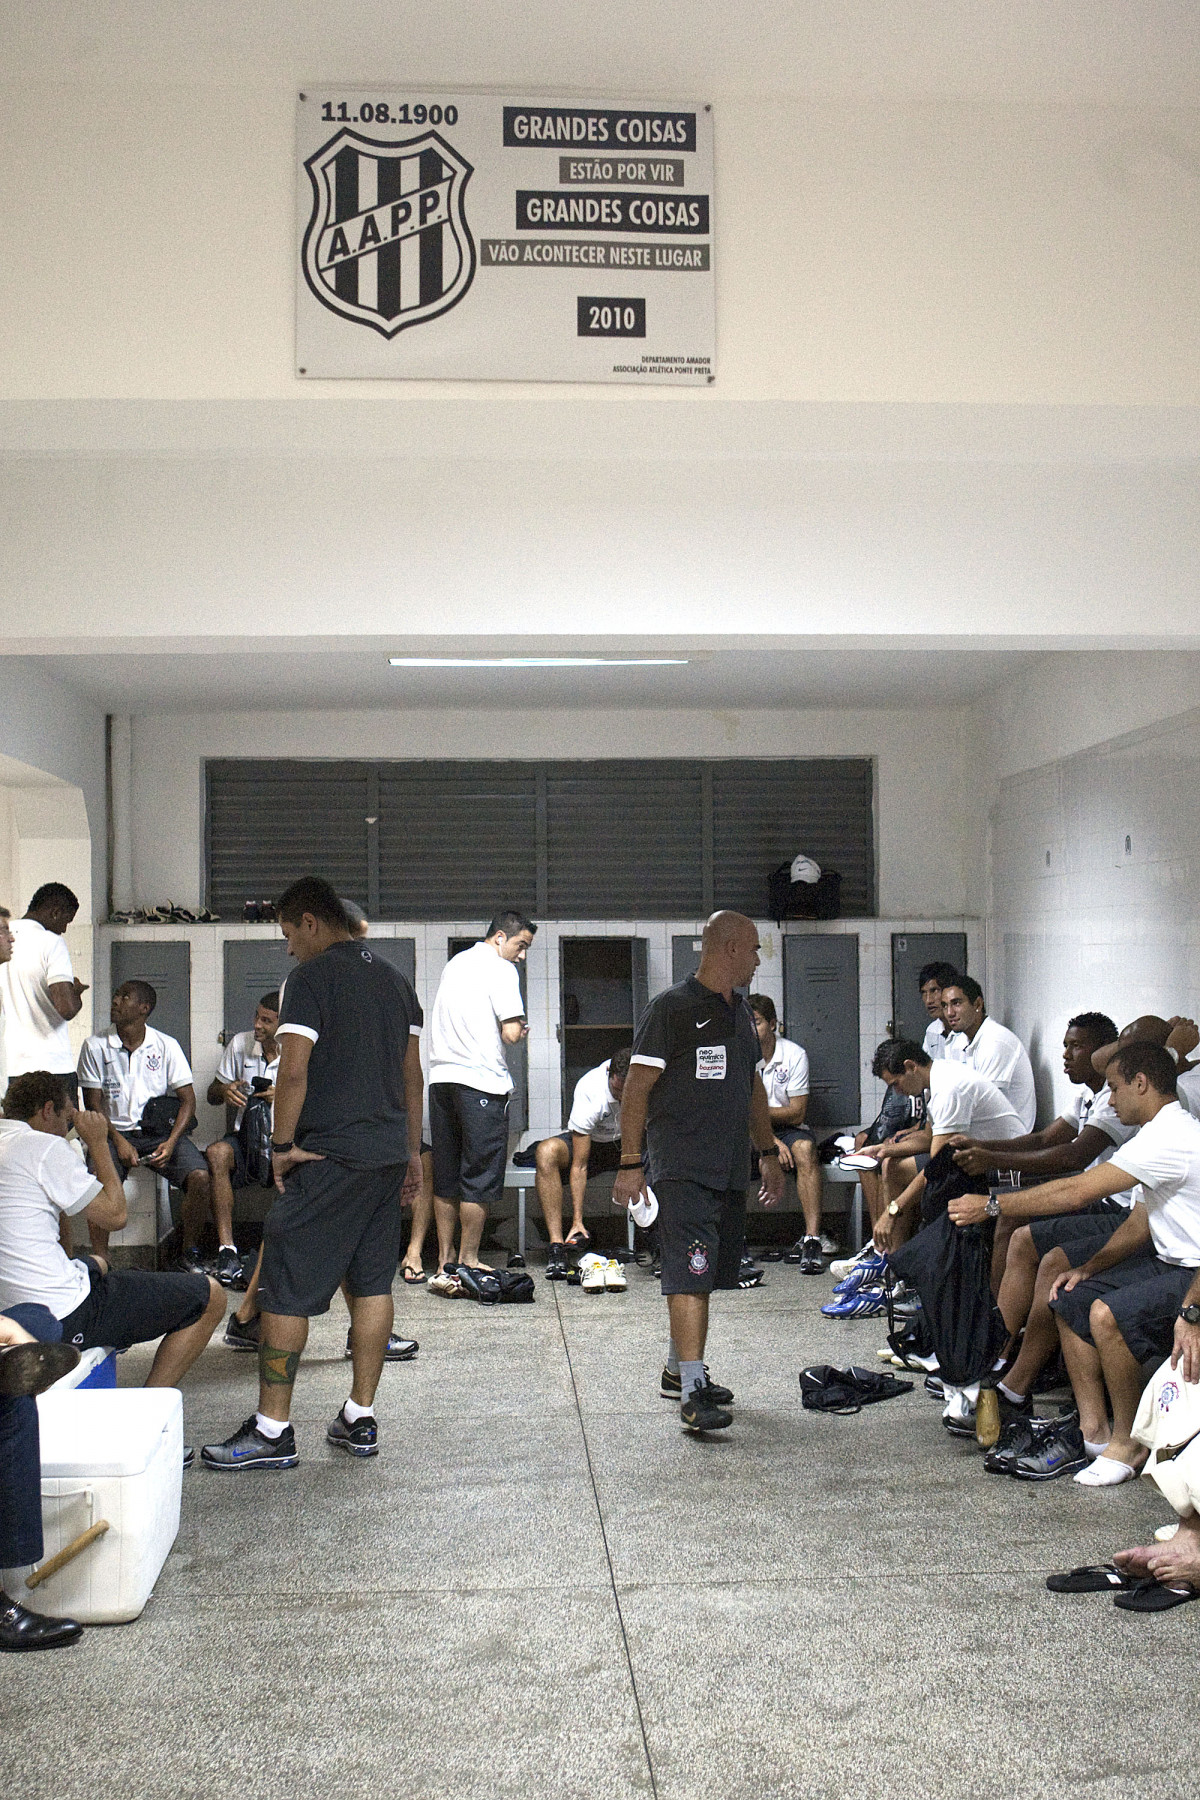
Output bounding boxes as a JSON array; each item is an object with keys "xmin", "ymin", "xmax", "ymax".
[
  {"xmin": 223, "ymin": 1311, "xmax": 259, "ymax": 1352},
  {"xmin": 983, "ymin": 1411, "xmax": 1060, "ymax": 1474},
  {"xmin": 680, "ymin": 1387, "xmax": 733, "ymax": 1433},
  {"xmin": 1011, "ymin": 1419, "xmax": 1089, "ymax": 1482},
  {"xmin": 343, "ymin": 1331, "xmax": 419, "ymax": 1361},
  {"xmin": 201, "ymin": 1416, "xmax": 298, "ymax": 1471},
  {"xmin": 783, "ymin": 1239, "xmax": 805, "ymax": 1264},
  {"xmin": 173, "ymin": 1245, "xmax": 209, "ymax": 1277},
  {"xmin": 799, "ymin": 1236, "xmax": 824, "ymax": 1274},
  {"xmin": 326, "ymin": 1406, "xmax": 378, "ymax": 1458},
  {"xmin": 215, "ymin": 1247, "xmax": 242, "ymax": 1288},
  {"xmin": 924, "ymin": 1373, "xmax": 945, "ymax": 1399},
  {"xmin": 183, "ymin": 1446, "xmax": 194, "ymax": 1471},
  {"xmin": 650, "ymin": 1257, "xmax": 662, "ymax": 1279},
  {"xmin": 545, "ymin": 1244, "xmax": 568, "ymax": 1281},
  {"xmin": 660, "ymin": 1366, "xmax": 734, "ymax": 1404}
]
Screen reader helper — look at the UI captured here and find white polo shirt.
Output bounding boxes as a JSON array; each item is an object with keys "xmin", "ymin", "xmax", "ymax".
[
  {"xmin": 0, "ymin": 1119, "xmax": 101, "ymax": 1317},
  {"xmin": 566, "ymin": 1060, "xmax": 621, "ymax": 1142},
  {"xmin": 1061, "ymin": 1081, "xmax": 1137, "ymax": 1171},
  {"xmin": 923, "ymin": 1019, "xmax": 951, "ymax": 1063},
  {"xmin": 76, "ymin": 1027, "xmax": 193, "ymax": 1131},
  {"xmin": 757, "ymin": 1035, "xmax": 810, "ymax": 1110},
  {"xmin": 428, "ymin": 942, "xmax": 524, "ymax": 1095},
  {"xmin": 926, "ymin": 1059, "xmax": 1025, "ymax": 1141},
  {"xmin": 0, "ymin": 918, "xmax": 76, "ymax": 1076},
  {"xmin": 215, "ymin": 1030, "xmax": 280, "ymax": 1123},
  {"xmin": 946, "ymin": 1016, "xmax": 1037, "ymax": 1131},
  {"xmin": 1108, "ymin": 1102, "xmax": 1200, "ymax": 1266}
]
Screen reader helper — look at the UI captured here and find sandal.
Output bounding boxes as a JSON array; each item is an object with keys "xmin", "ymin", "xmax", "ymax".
[
  {"xmin": 401, "ymin": 1266, "xmax": 427, "ymax": 1285},
  {"xmin": 1114, "ymin": 1577, "xmax": 1200, "ymax": 1613},
  {"xmin": 1046, "ymin": 1563, "xmax": 1135, "ymax": 1594}
]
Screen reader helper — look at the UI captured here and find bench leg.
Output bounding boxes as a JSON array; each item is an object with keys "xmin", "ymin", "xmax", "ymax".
[
  {"xmin": 852, "ymin": 1181, "xmax": 864, "ymax": 1252},
  {"xmin": 518, "ymin": 1188, "xmax": 526, "ymax": 1262},
  {"xmin": 627, "ymin": 1208, "xmax": 635, "ymax": 1254}
]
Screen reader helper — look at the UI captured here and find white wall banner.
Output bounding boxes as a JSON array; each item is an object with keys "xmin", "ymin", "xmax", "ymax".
[{"xmin": 296, "ymin": 91, "xmax": 714, "ymax": 384}]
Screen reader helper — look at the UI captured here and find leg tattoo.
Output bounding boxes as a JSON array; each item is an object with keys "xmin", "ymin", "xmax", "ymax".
[{"xmin": 259, "ymin": 1343, "xmax": 301, "ymax": 1387}]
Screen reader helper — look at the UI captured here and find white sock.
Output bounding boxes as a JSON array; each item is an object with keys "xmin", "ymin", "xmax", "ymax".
[
  {"xmin": 1073, "ymin": 1454, "xmax": 1136, "ymax": 1487},
  {"xmin": 219, "ymin": 1244, "xmax": 237, "ymax": 1254},
  {"xmin": 997, "ymin": 1381, "xmax": 1024, "ymax": 1405},
  {"xmin": 343, "ymin": 1398, "xmax": 374, "ymax": 1424},
  {"xmin": 255, "ymin": 1412, "xmax": 286, "ymax": 1439},
  {"xmin": 1084, "ymin": 1438, "xmax": 1109, "ymax": 1458},
  {"xmin": 666, "ymin": 1337, "xmax": 680, "ymax": 1375}
]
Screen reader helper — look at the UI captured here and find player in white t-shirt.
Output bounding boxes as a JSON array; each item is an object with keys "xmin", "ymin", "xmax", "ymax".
[
  {"xmin": 918, "ymin": 960, "xmax": 961, "ymax": 1065},
  {"xmin": 748, "ymin": 994, "xmax": 825, "ymax": 1273},
  {"xmin": 941, "ymin": 977, "xmax": 1037, "ymax": 1131},
  {"xmin": 202, "ymin": 990, "xmax": 281, "ymax": 1287},
  {"xmin": 536, "ymin": 1048, "xmax": 630, "ymax": 1277},
  {"xmin": 427, "ymin": 911, "xmax": 534, "ymax": 1272},
  {"xmin": 0, "ymin": 885, "xmax": 87, "ymax": 1081}
]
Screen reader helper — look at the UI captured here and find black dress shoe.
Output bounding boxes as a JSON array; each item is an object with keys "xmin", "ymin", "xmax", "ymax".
[
  {"xmin": 0, "ymin": 1594, "xmax": 83, "ymax": 1651},
  {"xmin": 0, "ymin": 1342, "xmax": 80, "ymax": 1398}
]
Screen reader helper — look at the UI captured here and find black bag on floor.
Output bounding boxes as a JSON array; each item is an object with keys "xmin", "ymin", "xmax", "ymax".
[
  {"xmin": 799, "ymin": 1364, "xmax": 913, "ymax": 1413},
  {"xmin": 887, "ymin": 1210, "xmax": 1007, "ymax": 1388},
  {"xmin": 456, "ymin": 1265, "xmax": 536, "ymax": 1304}
]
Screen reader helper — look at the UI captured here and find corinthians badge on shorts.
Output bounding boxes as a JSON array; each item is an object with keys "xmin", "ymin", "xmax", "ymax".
[{"xmin": 301, "ymin": 129, "xmax": 475, "ymax": 338}]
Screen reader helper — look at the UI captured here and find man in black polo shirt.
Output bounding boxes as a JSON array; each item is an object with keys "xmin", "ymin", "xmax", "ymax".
[
  {"xmin": 202, "ymin": 878, "xmax": 424, "ymax": 1471},
  {"xmin": 613, "ymin": 912, "xmax": 784, "ymax": 1433}
]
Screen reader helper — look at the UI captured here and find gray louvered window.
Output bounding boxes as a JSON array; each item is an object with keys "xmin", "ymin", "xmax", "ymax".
[{"xmin": 205, "ymin": 757, "xmax": 875, "ymax": 920}]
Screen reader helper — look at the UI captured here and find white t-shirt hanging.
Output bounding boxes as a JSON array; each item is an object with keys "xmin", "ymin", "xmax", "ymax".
[
  {"xmin": 926, "ymin": 1059, "xmax": 1025, "ymax": 1141},
  {"xmin": 566, "ymin": 1060, "xmax": 622, "ymax": 1142},
  {"xmin": 0, "ymin": 918, "xmax": 76, "ymax": 1075},
  {"xmin": 923, "ymin": 1019, "xmax": 951, "ymax": 1063},
  {"xmin": 1108, "ymin": 1102, "xmax": 1200, "ymax": 1267},
  {"xmin": 215, "ymin": 1030, "xmax": 280, "ymax": 1123},
  {"xmin": 945, "ymin": 1015, "xmax": 1037, "ymax": 1131},
  {"xmin": 1061, "ymin": 1081, "xmax": 1136, "ymax": 1171},
  {"xmin": 76, "ymin": 1027, "xmax": 194, "ymax": 1131},
  {"xmin": 428, "ymin": 942, "xmax": 524, "ymax": 1096},
  {"xmin": 0, "ymin": 1119, "xmax": 101, "ymax": 1317},
  {"xmin": 757, "ymin": 1036, "xmax": 810, "ymax": 1109}
]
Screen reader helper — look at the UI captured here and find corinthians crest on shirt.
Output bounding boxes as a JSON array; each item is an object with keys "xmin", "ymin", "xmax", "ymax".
[{"xmin": 302, "ymin": 129, "xmax": 475, "ymax": 337}]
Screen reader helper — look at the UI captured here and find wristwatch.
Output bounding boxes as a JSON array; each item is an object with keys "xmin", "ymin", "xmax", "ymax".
[
  {"xmin": 985, "ymin": 1195, "xmax": 1001, "ymax": 1220},
  {"xmin": 270, "ymin": 1139, "xmax": 295, "ymax": 1154},
  {"xmin": 887, "ymin": 1201, "xmax": 901, "ymax": 1217},
  {"xmin": 760, "ymin": 1146, "xmax": 781, "ymax": 1159},
  {"xmin": 1180, "ymin": 1303, "xmax": 1200, "ymax": 1326}
]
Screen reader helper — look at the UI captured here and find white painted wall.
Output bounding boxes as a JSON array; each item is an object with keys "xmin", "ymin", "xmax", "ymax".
[
  {"xmin": 0, "ymin": 664, "xmax": 106, "ymax": 909},
  {"xmin": 126, "ymin": 703, "xmax": 976, "ymax": 920}
]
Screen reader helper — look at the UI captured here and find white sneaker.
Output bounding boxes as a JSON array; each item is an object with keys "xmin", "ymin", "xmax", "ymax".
[
  {"xmin": 603, "ymin": 1258, "xmax": 627, "ymax": 1292},
  {"xmin": 830, "ymin": 1242, "xmax": 879, "ymax": 1279},
  {"xmin": 819, "ymin": 1233, "xmax": 838, "ymax": 1256},
  {"xmin": 579, "ymin": 1254, "xmax": 607, "ymax": 1294}
]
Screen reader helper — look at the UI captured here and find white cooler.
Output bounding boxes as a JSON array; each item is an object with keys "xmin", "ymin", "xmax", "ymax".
[{"xmin": 1, "ymin": 1388, "xmax": 183, "ymax": 1624}]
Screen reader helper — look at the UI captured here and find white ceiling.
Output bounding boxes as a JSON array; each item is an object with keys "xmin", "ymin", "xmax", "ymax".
[{"xmin": 2, "ymin": 2, "xmax": 1197, "ymax": 104}]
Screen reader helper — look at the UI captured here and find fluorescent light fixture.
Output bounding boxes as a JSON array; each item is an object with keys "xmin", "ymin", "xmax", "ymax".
[{"xmin": 388, "ymin": 656, "xmax": 689, "ymax": 668}]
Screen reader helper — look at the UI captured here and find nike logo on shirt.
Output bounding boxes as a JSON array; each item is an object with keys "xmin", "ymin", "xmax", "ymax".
[{"xmin": 696, "ymin": 1019, "xmax": 711, "ymax": 1028}]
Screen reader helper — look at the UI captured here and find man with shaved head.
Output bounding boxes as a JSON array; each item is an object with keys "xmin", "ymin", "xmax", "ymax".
[{"xmin": 613, "ymin": 912, "xmax": 784, "ymax": 1434}]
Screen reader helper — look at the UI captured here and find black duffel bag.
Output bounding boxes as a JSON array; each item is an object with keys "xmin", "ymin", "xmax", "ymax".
[
  {"xmin": 799, "ymin": 1364, "xmax": 913, "ymax": 1413},
  {"xmin": 887, "ymin": 1209, "xmax": 1007, "ymax": 1388},
  {"xmin": 767, "ymin": 863, "xmax": 842, "ymax": 922}
]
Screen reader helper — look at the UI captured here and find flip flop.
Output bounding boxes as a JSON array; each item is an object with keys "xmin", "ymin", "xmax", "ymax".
[
  {"xmin": 1113, "ymin": 1577, "xmax": 1200, "ymax": 1613},
  {"xmin": 1046, "ymin": 1563, "xmax": 1136, "ymax": 1594},
  {"xmin": 757, "ymin": 1247, "xmax": 785, "ymax": 1262},
  {"xmin": 401, "ymin": 1267, "xmax": 427, "ymax": 1285}
]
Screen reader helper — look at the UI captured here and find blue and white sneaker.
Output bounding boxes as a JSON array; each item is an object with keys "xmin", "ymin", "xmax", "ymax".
[
  {"xmin": 200, "ymin": 1416, "xmax": 298, "ymax": 1471},
  {"xmin": 832, "ymin": 1256, "xmax": 888, "ymax": 1297},
  {"xmin": 829, "ymin": 1242, "xmax": 884, "ymax": 1280},
  {"xmin": 821, "ymin": 1287, "xmax": 887, "ymax": 1319}
]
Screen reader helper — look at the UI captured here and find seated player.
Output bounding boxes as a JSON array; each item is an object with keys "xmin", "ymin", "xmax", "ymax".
[
  {"xmin": 204, "ymin": 990, "xmax": 280, "ymax": 1285},
  {"xmin": 918, "ymin": 961, "xmax": 961, "ymax": 1063},
  {"xmin": 77, "ymin": 980, "xmax": 211, "ymax": 1266},
  {"xmin": 851, "ymin": 1041, "xmax": 927, "ymax": 1233},
  {"xmin": 0, "ymin": 1074, "xmax": 224, "ymax": 1441},
  {"xmin": 536, "ymin": 1047, "xmax": 630, "ymax": 1278},
  {"xmin": 941, "ymin": 977, "xmax": 1036, "ymax": 1131},
  {"xmin": 748, "ymin": 994, "xmax": 824, "ymax": 1273}
]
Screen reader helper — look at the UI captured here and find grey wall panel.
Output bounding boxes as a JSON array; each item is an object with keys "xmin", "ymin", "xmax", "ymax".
[
  {"xmin": 890, "ymin": 932, "xmax": 968, "ymax": 1044},
  {"xmin": 222, "ymin": 940, "xmax": 293, "ymax": 1041},
  {"xmin": 783, "ymin": 933, "xmax": 861, "ymax": 1127},
  {"xmin": 545, "ymin": 762, "xmax": 703, "ymax": 917},
  {"xmin": 379, "ymin": 765, "xmax": 537, "ymax": 919},
  {"xmin": 711, "ymin": 760, "xmax": 875, "ymax": 917},
  {"xmin": 671, "ymin": 933, "xmax": 704, "ymax": 988},
  {"xmin": 206, "ymin": 761, "xmax": 370, "ymax": 917},
  {"xmin": 111, "ymin": 940, "xmax": 192, "ymax": 1063},
  {"xmin": 364, "ymin": 936, "xmax": 417, "ymax": 993}
]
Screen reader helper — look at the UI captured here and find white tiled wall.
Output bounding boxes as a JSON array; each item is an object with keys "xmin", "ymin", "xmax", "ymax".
[
  {"xmin": 96, "ymin": 913, "xmax": 982, "ymax": 1145},
  {"xmin": 988, "ymin": 706, "xmax": 1200, "ymax": 1126}
]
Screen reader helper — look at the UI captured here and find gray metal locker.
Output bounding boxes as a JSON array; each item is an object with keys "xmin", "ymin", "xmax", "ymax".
[
  {"xmin": 783, "ymin": 933, "xmax": 861, "ymax": 1127},
  {"xmin": 223, "ymin": 940, "xmax": 294, "ymax": 1041},
  {"xmin": 671, "ymin": 933, "xmax": 704, "ymax": 987},
  {"xmin": 448, "ymin": 937, "xmax": 528, "ymax": 1136},
  {"xmin": 362, "ymin": 937, "xmax": 417, "ymax": 993},
  {"xmin": 111, "ymin": 940, "xmax": 192, "ymax": 1062},
  {"xmin": 890, "ymin": 932, "xmax": 967, "ymax": 1045}
]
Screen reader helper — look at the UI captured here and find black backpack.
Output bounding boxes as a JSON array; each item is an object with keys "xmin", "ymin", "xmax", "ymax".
[
  {"xmin": 237, "ymin": 1094, "xmax": 275, "ymax": 1188},
  {"xmin": 456, "ymin": 1265, "xmax": 535, "ymax": 1305},
  {"xmin": 798, "ymin": 1365, "xmax": 913, "ymax": 1413}
]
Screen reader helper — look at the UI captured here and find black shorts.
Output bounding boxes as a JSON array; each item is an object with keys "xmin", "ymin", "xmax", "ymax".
[
  {"xmin": 58, "ymin": 1258, "xmax": 211, "ymax": 1352},
  {"xmin": 429, "ymin": 1082, "xmax": 510, "ymax": 1208},
  {"xmin": 751, "ymin": 1124, "xmax": 813, "ymax": 1176},
  {"xmin": 258, "ymin": 1157, "xmax": 403, "ymax": 1318},
  {"xmin": 1050, "ymin": 1250, "xmax": 1197, "ymax": 1365},
  {"xmin": 656, "ymin": 1179, "xmax": 746, "ymax": 1296},
  {"xmin": 1029, "ymin": 1201, "xmax": 1129, "ymax": 1261},
  {"xmin": 123, "ymin": 1129, "xmax": 208, "ymax": 1190},
  {"xmin": 552, "ymin": 1135, "xmax": 623, "ymax": 1177}
]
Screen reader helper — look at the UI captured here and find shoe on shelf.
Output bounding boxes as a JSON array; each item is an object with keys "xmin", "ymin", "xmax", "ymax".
[
  {"xmin": 799, "ymin": 1236, "xmax": 825, "ymax": 1274},
  {"xmin": 201, "ymin": 1417, "xmax": 298, "ymax": 1472},
  {"xmin": 223, "ymin": 1311, "xmax": 259, "ymax": 1351},
  {"xmin": 0, "ymin": 1595, "xmax": 83, "ymax": 1652},
  {"xmin": 820, "ymin": 1288, "xmax": 886, "ymax": 1319},
  {"xmin": 1010, "ymin": 1420, "xmax": 1089, "ymax": 1482},
  {"xmin": 661, "ymin": 1366, "xmax": 734, "ymax": 1404},
  {"xmin": 215, "ymin": 1246, "xmax": 242, "ymax": 1288},
  {"xmin": 545, "ymin": 1243, "xmax": 568, "ymax": 1280},
  {"xmin": 681, "ymin": 1386, "xmax": 734, "ymax": 1433},
  {"xmin": 603, "ymin": 1258, "xmax": 627, "ymax": 1292},
  {"xmin": 343, "ymin": 1330, "xmax": 418, "ymax": 1361},
  {"xmin": 326, "ymin": 1405, "xmax": 378, "ymax": 1458},
  {"xmin": 579, "ymin": 1253, "xmax": 607, "ymax": 1294}
]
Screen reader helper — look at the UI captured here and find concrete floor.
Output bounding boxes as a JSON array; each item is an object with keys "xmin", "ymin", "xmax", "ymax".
[{"xmin": 4, "ymin": 1255, "xmax": 1196, "ymax": 1800}]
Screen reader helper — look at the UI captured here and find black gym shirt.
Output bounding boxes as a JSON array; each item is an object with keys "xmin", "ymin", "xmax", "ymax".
[
  {"xmin": 277, "ymin": 940, "xmax": 423, "ymax": 1169},
  {"xmin": 631, "ymin": 975, "xmax": 760, "ymax": 1190}
]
